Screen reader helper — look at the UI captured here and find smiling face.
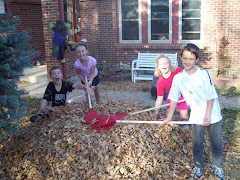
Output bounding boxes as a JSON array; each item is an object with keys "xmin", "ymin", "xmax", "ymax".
[
  {"xmin": 181, "ymin": 50, "xmax": 199, "ymax": 74},
  {"xmin": 76, "ymin": 45, "xmax": 88, "ymax": 60},
  {"xmin": 50, "ymin": 68, "xmax": 63, "ymax": 85},
  {"xmin": 157, "ymin": 57, "xmax": 171, "ymax": 75}
]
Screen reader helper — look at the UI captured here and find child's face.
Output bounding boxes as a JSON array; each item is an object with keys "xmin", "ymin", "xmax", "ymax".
[
  {"xmin": 76, "ymin": 46, "xmax": 87, "ymax": 59},
  {"xmin": 50, "ymin": 69, "xmax": 63, "ymax": 85},
  {"xmin": 158, "ymin": 57, "xmax": 171, "ymax": 74},
  {"xmin": 181, "ymin": 50, "xmax": 198, "ymax": 72}
]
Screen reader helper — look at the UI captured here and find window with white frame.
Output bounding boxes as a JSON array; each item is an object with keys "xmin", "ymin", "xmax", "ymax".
[
  {"xmin": 148, "ymin": 0, "xmax": 172, "ymax": 42},
  {"xmin": 0, "ymin": 0, "xmax": 5, "ymax": 14},
  {"xmin": 119, "ymin": 0, "xmax": 142, "ymax": 43},
  {"xmin": 179, "ymin": 0, "xmax": 202, "ymax": 41}
]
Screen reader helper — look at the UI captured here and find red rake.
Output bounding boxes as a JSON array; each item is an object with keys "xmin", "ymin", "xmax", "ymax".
[
  {"xmin": 84, "ymin": 75, "xmax": 125, "ymax": 132},
  {"xmin": 85, "ymin": 109, "xmax": 128, "ymax": 132},
  {"xmin": 84, "ymin": 98, "xmax": 193, "ymax": 132}
]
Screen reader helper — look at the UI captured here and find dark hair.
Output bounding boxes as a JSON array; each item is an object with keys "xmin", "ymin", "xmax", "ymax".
[
  {"xmin": 49, "ymin": 66, "xmax": 61, "ymax": 76},
  {"xmin": 75, "ymin": 43, "xmax": 87, "ymax": 50},
  {"xmin": 54, "ymin": 20, "xmax": 66, "ymax": 35},
  {"xmin": 180, "ymin": 43, "xmax": 200, "ymax": 59}
]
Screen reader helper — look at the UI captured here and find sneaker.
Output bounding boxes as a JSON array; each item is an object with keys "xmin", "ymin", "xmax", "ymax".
[
  {"xmin": 193, "ymin": 167, "xmax": 203, "ymax": 178},
  {"xmin": 30, "ymin": 114, "xmax": 48, "ymax": 123},
  {"xmin": 211, "ymin": 165, "xmax": 225, "ymax": 180}
]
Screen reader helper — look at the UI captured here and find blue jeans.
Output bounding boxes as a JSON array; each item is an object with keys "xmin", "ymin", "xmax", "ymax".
[{"xmin": 192, "ymin": 121, "xmax": 223, "ymax": 168}]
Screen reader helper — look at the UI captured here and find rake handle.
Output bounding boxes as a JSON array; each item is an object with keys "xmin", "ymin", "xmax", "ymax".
[
  {"xmin": 116, "ymin": 120, "xmax": 193, "ymax": 124},
  {"xmin": 85, "ymin": 75, "xmax": 92, "ymax": 109},
  {"xmin": 129, "ymin": 99, "xmax": 185, "ymax": 115}
]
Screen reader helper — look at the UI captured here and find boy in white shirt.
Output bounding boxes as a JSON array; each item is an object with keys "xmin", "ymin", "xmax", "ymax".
[{"xmin": 163, "ymin": 43, "xmax": 224, "ymax": 179}]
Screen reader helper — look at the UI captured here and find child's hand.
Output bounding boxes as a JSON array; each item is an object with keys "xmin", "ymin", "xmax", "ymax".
[
  {"xmin": 153, "ymin": 110, "xmax": 159, "ymax": 119},
  {"xmin": 86, "ymin": 81, "xmax": 92, "ymax": 87},
  {"xmin": 90, "ymin": 85, "xmax": 96, "ymax": 90},
  {"xmin": 202, "ymin": 117, "xmax": 210, "ymax": 126},
  {"xmin": 163, "ymin": 118, "xmax": 171, "ymax": 125},
  {"xmin": 85, "ymin": 85, "xmax": 91, "ymax": 94}
]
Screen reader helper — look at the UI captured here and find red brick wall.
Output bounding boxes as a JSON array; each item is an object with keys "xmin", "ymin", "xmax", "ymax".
[
  {"xmin": 78, "ymin": 0, "xmax": 240, "ymax": 71},
  {"xmin": 14, "ymin": 0, "xmax": 240, "ymax": 79},
  {"xmin": 40, "ymin": 0, "xmax": 86, "ymax": 78},
  {"xmin": 40, "ymin": 0, "xmax": 76, "ymax": 79},
  {"xmin": 6, "ymin": 1, "xmax": 46, "ymax": 63},
  {"xmin": 202, "ymin": 0, "xmax": 240, "ymax": 69},
  {"xmin": 78, "ymin": 1, "xmax": 184, "ymax": 68},
  {"xmin": 6, "ymin": 0, "xmax": 240, "ymax": 79}
]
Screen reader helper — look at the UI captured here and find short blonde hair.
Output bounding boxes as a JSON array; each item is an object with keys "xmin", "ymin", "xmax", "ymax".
[{"xmin": 154, "ymin": 54, "xmax": 176, "ymax": 77}]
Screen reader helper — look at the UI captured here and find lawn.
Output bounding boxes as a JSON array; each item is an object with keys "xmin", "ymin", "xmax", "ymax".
[{"xmin": 0, "ymin": 82, "xmax": 239, "ymax": 179}]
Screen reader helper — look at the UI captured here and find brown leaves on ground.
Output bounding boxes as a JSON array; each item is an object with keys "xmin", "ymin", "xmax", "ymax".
[
  {"xmin": 101, "ymin": 80, "xmax": 152, "ymax": 92},
  {"xmin": 0, "ymin": 100, "xmax": 232, "ymax": 179}
]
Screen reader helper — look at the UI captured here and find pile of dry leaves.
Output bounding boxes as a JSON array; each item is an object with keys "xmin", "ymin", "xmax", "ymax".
[
  {"xmin": 101, "ymin": 80, "xmax": 152, "ymax": 92},
  {"xmin": 0, "ymin": 100, "xmax": 223, "ymax": 179}
]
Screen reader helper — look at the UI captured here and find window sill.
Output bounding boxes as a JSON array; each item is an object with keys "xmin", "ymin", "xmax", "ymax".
[{"xmin": 117, "ymin": 43, "xmax": 184, "ymax": 50}]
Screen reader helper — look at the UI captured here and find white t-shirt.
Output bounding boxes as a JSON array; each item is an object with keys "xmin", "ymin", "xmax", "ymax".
[{"xmin": 168, "ymin": 68, "xmax": 222, "ymax": 125}]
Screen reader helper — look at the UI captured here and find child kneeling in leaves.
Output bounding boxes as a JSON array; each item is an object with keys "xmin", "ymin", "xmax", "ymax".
[{"xmin": 30, "ymin": 66, "xmax": 91, "ymax": 122}]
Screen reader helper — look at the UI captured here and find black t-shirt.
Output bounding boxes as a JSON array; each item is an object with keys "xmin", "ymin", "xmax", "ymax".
[{"xmin": 43, "ymin": 81, "xmax": 73, "ymax": 107}]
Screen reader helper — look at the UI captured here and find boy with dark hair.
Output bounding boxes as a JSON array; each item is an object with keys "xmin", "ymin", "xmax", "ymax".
[{"xmin": 163, "ymin": 43, "xmax": 225, "ymax": 179}]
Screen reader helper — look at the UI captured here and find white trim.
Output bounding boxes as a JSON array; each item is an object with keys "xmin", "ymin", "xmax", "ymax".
[
  {"xmin": 148, "ymin": 0, "xmax": 172, "ymax": 43},
  {"xmin": 0, "ymin": 0, "xmax": 5, "ymax": 14},
  {"xmin": 119, "ymin": 0, "xmax": 142, "ymax": 43},
  {"xmin": 179, "ymin": 0, "xmax": 204, "ymax": 43}
]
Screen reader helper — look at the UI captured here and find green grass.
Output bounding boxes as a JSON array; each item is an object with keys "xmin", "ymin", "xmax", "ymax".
[
  {"xmin": 17, "ymin": 96, "xmax": 41, "ymax": 127},
  {"xmin": 221, "ymin": 108, "xmax": 240, "ymax": 178},
  {"xmin": 0, "ymin": 96, "xmax": 41, "ymax": 141},
  {"xmin": 215, "ymin": 85, "xmax": 240, "ymax": 97},
  {"xmin": 24, "ymin": 96, "xmax": 41, "ymax": 116}
]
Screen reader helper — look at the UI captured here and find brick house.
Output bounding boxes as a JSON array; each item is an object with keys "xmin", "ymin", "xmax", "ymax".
[{"xmin": 3, "ymin": 0, "xmax": 240, "ymax": 79}]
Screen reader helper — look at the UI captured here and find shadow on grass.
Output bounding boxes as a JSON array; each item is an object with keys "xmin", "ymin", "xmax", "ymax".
[
  {"xmin": 216, "ymin": 86, "xmax": 240, "ymax": 97},
  {"xmin": 221, "ymin": 108, "xmax": 240, "ymax": 178}
]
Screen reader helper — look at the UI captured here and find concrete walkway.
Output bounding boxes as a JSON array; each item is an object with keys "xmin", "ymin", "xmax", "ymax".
[{"xmin": 18, "ymin": 65, "xmax": 48, "ymax": 98}]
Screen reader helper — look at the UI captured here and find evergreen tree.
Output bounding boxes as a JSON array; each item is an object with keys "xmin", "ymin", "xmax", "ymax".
[{"xmin": 0, "ymin": 12, "xmax": 40, "ymax": 141}]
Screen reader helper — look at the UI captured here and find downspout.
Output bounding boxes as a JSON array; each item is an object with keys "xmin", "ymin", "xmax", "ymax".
[{"xmin": 59, "ymin": 0, "xmax": 70, "ymax": 79}]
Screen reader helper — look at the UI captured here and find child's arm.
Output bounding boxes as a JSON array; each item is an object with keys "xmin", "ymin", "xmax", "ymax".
[
  {"xmin": 40, "ymin": 99, "xmax": 52, "ymax": 115},
  {"xmin": 202, "ymin": 99, "xmax": 213, "ymax": 126},
  {"xmin": 88, "ymin": 66, "xmax": 95, "ymax": 86},
  {"xmin": 76, "ymin": 69, "xmax": 86, "ymax": 84},
  {"xmin": 153, "ymin": 96, "xmax": 164, "ymax": 117},
  {"xmin": 163, "ymin": 101, "xmax": 178, "ymax": 124},
  {"xmin": 72, "ymin": 83, "xmax": 86, "ymax": 89},
  {"xmin": 72, "ymin": 83, "xmax": 91, "ymax": 94}
]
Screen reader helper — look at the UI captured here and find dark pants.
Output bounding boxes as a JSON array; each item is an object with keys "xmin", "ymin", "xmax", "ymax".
[
  {"xmin": 81, "ymin": 73, "xmax": 100, "ymax": 87},
  {"xmin": 151, "ymin": 86, "xmax": 167, "ymax": 100},
  {"xmin": 192, "ymin": 121, "xmax": 223, "ymax": 168}
]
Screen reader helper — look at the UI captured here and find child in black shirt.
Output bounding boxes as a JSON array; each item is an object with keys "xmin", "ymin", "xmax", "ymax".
[{"xmin": 30, "ymin": 66, "xmax": 90, "ymax": 122}]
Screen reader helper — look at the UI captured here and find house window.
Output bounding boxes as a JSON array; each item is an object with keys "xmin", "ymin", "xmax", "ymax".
[
  {"xmin": 179, "ymin": 0, "xmax": 202, "ymax": 41},
  {"xmin": 148, "ymin": 0, "xmax": 172, "ymax": 42},
  {"xmin": 119, "ymin": 0, "xmax": 142, "ymax": 43},
  {"xmin": 0, "ymin": 0, "xmax": 5, "ymax": 14}
]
